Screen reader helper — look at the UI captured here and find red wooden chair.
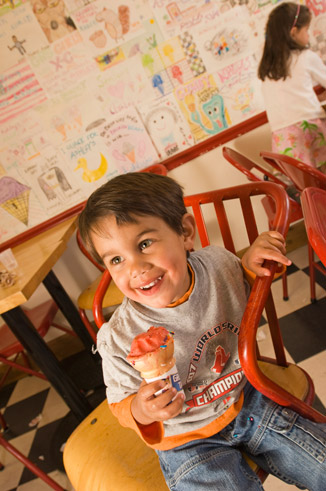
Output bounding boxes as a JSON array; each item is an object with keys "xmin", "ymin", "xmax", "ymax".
[
  {"xmin": 260, "ymin": 151, "xmax": 326, "ymax": 302},
  {"xmin": 222, "ymin": 146, "xmax": 303, "ymax": 300},
  {"xmin": 76, "ymin": 163, "xmax": 168, "ymax": 343},
  {"xmin": 63, "ymin": 181, "xmax": 325, "ymax": 490},
  {"xmin": 0, "ymin": 299, "xmax": 76, "ymax": 389},
  {"xmin": 301, "ymin": 187, "xmax": 326, "ymax": 267},
  {"xmin": 0, "ymin": 411, "xmax": 64, "ymax": 490}
]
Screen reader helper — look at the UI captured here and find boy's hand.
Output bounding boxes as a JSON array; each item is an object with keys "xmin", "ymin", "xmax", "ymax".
[
  {"xmin": 131, "ymin": 379, "xmax": 184, "ymax": 426},
  {"xmin": 241, "ymin": 231, "xmax": 291, "ymax": 277}
]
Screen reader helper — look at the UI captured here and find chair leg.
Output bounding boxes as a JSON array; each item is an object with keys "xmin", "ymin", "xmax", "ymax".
[
  {"xmin": 308, "ymin": 244, "xmax": 317, "ymax": 303},
  {"xmin": 0, "ymin": 435, "xmax": 65, "ymax": 490},
  {"xmin": 281, "ymin": 270, "xmax": 289, "ymax": 301}
]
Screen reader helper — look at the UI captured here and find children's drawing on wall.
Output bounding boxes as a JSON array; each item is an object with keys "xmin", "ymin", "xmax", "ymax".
[
  {"xmin": 214, "ymin": 54, "xmax": 264, "ymax": 124},
  {"xmin": 151, "ymin": 71, "xmax": 174, "ymax": 98},
  {"xmin": 87, "ymin": 55, "xmax": 156, "ymax": 116},
  {"xmin": 157, "ymin": 35, "xmax": 205, "ymax": 88},
  {"xmin": 19, "ymin": 149, "xmax": 85, "ymax": 214},
  {"xmin": 30, "ymin": 0, "xmax": 76, "ymax": 43},
  {"xmin": 61, "ymin": 130, "xmax": 116, "ymax": 193},
  {"xmin": 138, "ymin": 95, "xmax": 193, "ymax": 158},
  {"xmin": 72, "ymin": 0, "xmax": 144, "ymax": 58},
  {"xmin": 175, "ymin": 73, "xmax": 230, "ymax": 143},
  {"xmin": 38, "ymin": 166, "xmax": 72, "ymax": 201},
  {"xmin": 1, "ymin": 3, "xmax": 48, "ymax": 72},
  {"xmin": 98, "ymin": 108, "xmax": 159, "ymax": 174},
  {"xmin": 150, "ymin": 0, "xmax": 219, "ymax": 38},
  {"xmin": 33, "ymin": 81, "xmax": 103, "ymax": 147},
  {"xmin": 310, "ymin": 11, "xmax": 326, "ymax": 62},
  {"xmin": 0, "ymin": 0, "xmax": 25, "ymax": 17},
  {"xmin": 0, "ymin": 62, "xmax": 47, "ymax": 125},
  {"xmin": 122, "ymin": 17, "xmax": 164, "ymax": 59},
  {"xmin": 178, "ymin": 32, "xmax": 206, "ymax": 79},
  {"xmin": 29, "ymin": 31, "xmax": 97, "ymax": 97},
  {"xmin": 0, "ymin": 176, "xmax": 31, "ymax": 226},
  {"xmin": 194, "ymin": 6, "xmax": 256, "ymax": 71},
  {"xmin": 74, "ymin": 152, "xmax": 107, "ymax": 182}
]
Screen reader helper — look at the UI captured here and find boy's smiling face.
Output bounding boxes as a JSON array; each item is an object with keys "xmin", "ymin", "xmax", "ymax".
[{"xmin": 91, "ymin": 213, "xmax": 196, "ymax": 309}]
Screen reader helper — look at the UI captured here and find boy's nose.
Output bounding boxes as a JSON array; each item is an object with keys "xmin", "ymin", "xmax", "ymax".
[{"xmin": 130, "ymin": 258, "xmax": 150, "ymax": 279}]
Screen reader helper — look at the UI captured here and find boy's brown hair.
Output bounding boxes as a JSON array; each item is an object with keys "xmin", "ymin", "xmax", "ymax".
[{"xmin": 78, "ymin": 172, "xmax": 188, "ymax": 265}]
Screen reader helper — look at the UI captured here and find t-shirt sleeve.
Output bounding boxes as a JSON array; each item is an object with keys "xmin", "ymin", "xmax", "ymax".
[
  {"xmin": 309, "ymin": 50, "xmax": 326, "ymax": 88},
  {"xmin": 109, "ymin": 396, "xmax": 165, "ymax": 445}
]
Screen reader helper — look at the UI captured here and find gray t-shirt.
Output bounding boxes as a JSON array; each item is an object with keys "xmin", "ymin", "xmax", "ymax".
[{"xmin": 97, "ymin": 245, "xmax": 250, "ymax": 437}]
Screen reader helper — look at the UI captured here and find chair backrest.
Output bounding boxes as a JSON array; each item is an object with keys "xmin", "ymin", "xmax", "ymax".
[
  {"xmin": 301, "ymin": 187, "xmax": 326, "ymax": 266},
  {"xmin": 140, "ymin": 163, "xmax": 167, "ymax": 175},
  {"xmin": 93, "ymin": 180, "xmax": 326, "ymax": 424},
  {"xmin": 222, "ymin": 147, "xmax": 287, "ymax": 187},
  {"xmin": 260, "ymin": 151, "xmax": 326, "ymax": 192}
]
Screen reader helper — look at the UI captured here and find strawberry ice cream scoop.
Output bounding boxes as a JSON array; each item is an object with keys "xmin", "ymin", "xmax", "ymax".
[{"xmin": 127, "ymin": 326, "xmax": 175, "ymax": 379}]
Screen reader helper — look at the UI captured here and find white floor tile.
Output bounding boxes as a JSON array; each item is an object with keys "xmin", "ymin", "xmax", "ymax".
[
  {"xmin": 271, "ymin": 270, "xmax": 325, "ymax": 319},
  {"xmin": 8, "ymin": 377, "xmax": 50, "ymax": 406},
  {"xmin": 38, "ymin": 386, "xmax": 70, "ymax": 428},
  {"xmin": 298, "ymin": 351, "xmax": 326, "ymax": 408},
  {"xmin": 0, "ymin": 430, "xmax": 35, "ymax": 490}
]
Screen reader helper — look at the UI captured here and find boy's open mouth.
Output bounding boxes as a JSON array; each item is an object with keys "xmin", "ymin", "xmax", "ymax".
[{"xmin": 139, "ymin": 275, "xmax": 163, "ymax": 291}]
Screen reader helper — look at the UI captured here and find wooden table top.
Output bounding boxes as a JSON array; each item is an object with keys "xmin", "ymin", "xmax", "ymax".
[{"xmin": 0, "ymin": 217, "xmax": 77, "ymax": 314}]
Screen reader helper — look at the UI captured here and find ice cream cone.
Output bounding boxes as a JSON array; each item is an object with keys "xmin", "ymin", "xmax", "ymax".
[
  {"xmin": 127, "ymin": 327, "xmax": 184, "ymax": 397},
  {"xmin": 127, "ymin": 326, "xmax": 174, "ymax": 379}
]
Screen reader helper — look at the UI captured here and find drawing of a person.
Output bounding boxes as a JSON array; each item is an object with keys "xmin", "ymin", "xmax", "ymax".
[
  {"xmin": 145, "ymin": 106, "xmax": 179, "ymax": 156},
  {"xmin": 7, "ymin": 35, "xmax": 26, "ymax": 55}
]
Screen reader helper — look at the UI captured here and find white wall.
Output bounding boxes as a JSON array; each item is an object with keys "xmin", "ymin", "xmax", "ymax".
[{"xmin": 25, "ymin": 122, "xmax": 273, "ymax": 312}]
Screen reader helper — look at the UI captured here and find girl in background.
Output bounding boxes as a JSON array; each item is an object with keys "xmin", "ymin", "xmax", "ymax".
[{"xmin": 258, "ymin": 2, "xmax": 326, "ymax": 172}]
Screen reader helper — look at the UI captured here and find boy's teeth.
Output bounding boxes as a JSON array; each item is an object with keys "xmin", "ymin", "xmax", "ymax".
[{"xmin": 140, "ymin": 276, "xmax": 162, "ymax": 290}]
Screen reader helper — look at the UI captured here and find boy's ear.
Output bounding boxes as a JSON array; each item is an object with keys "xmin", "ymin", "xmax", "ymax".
[{"xmin": 181, "ymin": 213, "xmax": 196, "ymax": 250}]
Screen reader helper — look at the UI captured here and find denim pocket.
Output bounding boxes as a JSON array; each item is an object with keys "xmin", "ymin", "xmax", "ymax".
[{"xmin": 268, "ymin": 406, "xmax": 326, "ymax": 464}]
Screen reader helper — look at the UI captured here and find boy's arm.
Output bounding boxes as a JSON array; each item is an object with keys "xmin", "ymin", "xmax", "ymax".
[{"xmin": 241, "ymin": 231, "xmax": 291, "ymax": 280}]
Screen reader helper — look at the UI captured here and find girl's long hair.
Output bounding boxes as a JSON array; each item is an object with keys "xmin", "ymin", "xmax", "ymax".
[{"xmin": 258, "ymin": 2, "xmax": 311, "ymax": 81}]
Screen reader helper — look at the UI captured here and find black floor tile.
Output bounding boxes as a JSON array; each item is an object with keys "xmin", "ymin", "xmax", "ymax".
[
  {"xmin": 0, "ymin": 382, "xmax": 16, "ymax": 410},
  {"xmin": 3, "ymin": 389, "xmax": 50, "ymax": 439},
  {"xmin": 302, "ymin": 263, "xmax": 326, "ymax": 290},
  {"xmin": 279, "ymin": 297, "xmax": 326, "ymax": 363}
]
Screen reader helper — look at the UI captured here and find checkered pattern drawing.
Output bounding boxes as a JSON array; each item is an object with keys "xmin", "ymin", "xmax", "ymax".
[{"xmin": 179, "ymin": 32, "xmax": 206, "ymax": 77}]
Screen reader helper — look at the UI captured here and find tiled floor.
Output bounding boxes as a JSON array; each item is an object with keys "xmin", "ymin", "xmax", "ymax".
[{"xmin": 1, "ymin": 244, "xmax": 326, "ymax": 490}]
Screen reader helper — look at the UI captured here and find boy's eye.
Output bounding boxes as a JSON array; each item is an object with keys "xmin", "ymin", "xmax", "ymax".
[
  {"xmin": 139, "ymin": 239, "xmax": 152, "ymax": 250},
  {"xmin": 111, "ymin": 256, "xmax": 122, "ymax": 265}
]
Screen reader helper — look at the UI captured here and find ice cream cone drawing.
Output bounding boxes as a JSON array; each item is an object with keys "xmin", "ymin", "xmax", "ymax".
[
  {"xmin": 74, "ymin": 153, "xmax": 108, "ymax": 182},
  {"xmin": 185, "ymin": 94, "xmax": 196, "ymax": 113},
  {"xmin": 0, "ymin": 176, "xmax": 31, "ymax": 226},
  {"xmin": 122, "ymin": 142, "xmax": 135, "ymax": 163},
  {"xmin": 127, "ymin": 326, "xmax": 185, "ymax": 398},
  {"xmin": 163, "ymin": 44, "xmax": 175, "ymax": 63}
]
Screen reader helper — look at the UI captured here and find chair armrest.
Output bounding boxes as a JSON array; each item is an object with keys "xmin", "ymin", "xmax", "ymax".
[{"xmin": 239, "ymin": 262, "xmax": 326, "ymax": 423}]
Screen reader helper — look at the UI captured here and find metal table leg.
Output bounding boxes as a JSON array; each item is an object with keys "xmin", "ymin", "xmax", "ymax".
[
  {"xmin": 1, "ymin": 307, "xmax": 92, "ymax": 422},
  {"xmin": 42, "ymin": 270, "xmax": 100, "ymax": 362}
]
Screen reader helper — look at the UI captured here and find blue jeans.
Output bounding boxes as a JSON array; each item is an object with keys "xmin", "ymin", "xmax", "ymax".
[{"xmin": 157, "ymin": 383, "xmax": 326, "ymax": 490}]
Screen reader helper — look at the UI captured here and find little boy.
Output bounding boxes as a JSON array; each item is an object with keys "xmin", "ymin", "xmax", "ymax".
[{"xmin": 79, "ymin": 172, "xmax": 326, "ymax": 490}]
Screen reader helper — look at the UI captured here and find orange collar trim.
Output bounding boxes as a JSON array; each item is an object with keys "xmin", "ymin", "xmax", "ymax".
[{"xmin": 167, "ymin": 264, "xmax": 194, "ymax": 308}]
